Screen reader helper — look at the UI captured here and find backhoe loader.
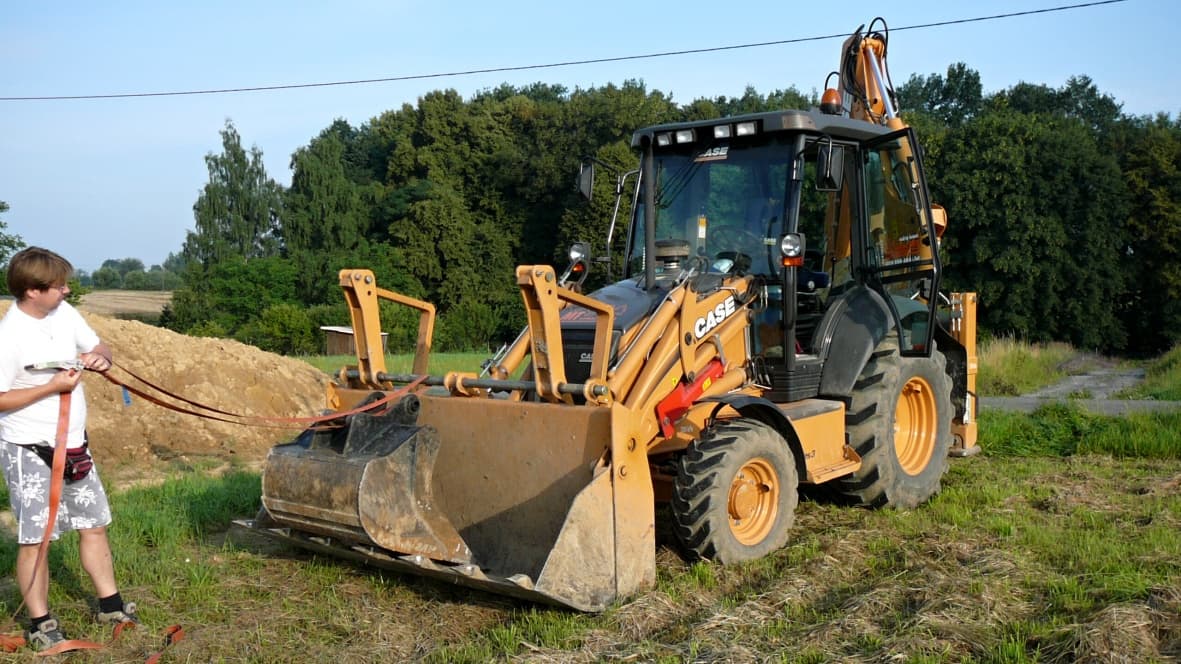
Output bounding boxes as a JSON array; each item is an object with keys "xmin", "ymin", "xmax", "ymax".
[{"xmin": 239, "ymin": 18, "xmax": 978, "ymax": 612}]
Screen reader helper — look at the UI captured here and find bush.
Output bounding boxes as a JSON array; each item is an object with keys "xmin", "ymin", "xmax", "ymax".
[
  {"xmin": 234, "ymin": 303, "xmax": 317, "ymax": 355},
  {"xmin": 437, "ymin": 301, "xmax": 498, "ymax": 352},
  {"xmin": 187, "ymin": 320, "xmax": 228, "ymax": 338},
  {"xmin": 306, "ymin": 303, "xmax": 351, "ymax": 331}
]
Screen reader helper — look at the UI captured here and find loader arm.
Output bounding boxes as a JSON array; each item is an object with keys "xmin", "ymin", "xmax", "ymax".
[{"xmin": 338, "ymin": 269, "xmax": 435, "ymax": 388}]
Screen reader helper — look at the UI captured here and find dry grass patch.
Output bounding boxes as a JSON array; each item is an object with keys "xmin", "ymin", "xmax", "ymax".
[{"xmin": 75, "ymin": 289, "xmax": 172, "ymax": 317}]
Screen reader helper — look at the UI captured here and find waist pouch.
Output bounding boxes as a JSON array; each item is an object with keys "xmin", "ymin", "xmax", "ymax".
[{"xmin": 25, "ymin": 442, "xmax": 93, "ymax": 483}]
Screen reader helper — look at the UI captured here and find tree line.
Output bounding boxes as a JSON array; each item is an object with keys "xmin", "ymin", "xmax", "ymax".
[
  {"xmin": 6, "ymin": 65, "xmax": 1179, "ymax": 357},
  {"xmin": 164, "ymin": 81, "xmax": 821, "ymax": 354}
]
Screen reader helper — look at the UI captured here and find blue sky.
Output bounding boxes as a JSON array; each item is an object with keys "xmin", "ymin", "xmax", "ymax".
[{"xmin": 2, "ymin": 0, "xmax": 1176, "ymax": 272}]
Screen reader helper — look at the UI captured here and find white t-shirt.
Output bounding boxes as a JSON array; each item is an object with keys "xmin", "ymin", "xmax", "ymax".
[{"xmin": 0, "ymin": 301, "xmax": 100, "ymax": 448}]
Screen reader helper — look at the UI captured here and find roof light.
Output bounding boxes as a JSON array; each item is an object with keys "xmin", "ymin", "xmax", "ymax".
[
  {"xmin": 735, "ymin": 121, "xmax": 757, "ymax": 137},
  {"xmin": 675, "ymin": 129, "xmax": 695, "ymax": 143},
  {"xmin": 656, "ymin": 133, "xmax": 672, "ymax": 147},
  {"xmin": 714, "ymin": 124, "xmax": 732, "ymax": 139}
]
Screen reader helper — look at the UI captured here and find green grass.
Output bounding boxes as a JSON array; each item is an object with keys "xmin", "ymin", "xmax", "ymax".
[
  {"xmin": 1, "ymin": 439, "xmax": 1176, "ymax": 662},
  {"xmin": 1118, "ymin": 343, "xmax": 1181, "ymax": 400},
  {"xmin": 981, "ymin": 401, "xmax": 1181, "ymax": 458},
  {"xmin": 300, "ymin": 351, "xmax": 490, "ymax": 376},
  {"xmin": 977, "ymin": 336, "xmax": 1075, "ymax": 396}
]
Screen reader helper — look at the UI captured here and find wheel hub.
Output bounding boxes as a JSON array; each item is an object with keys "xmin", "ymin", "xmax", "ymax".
[
  {"xmin": 727, "ymin": 458, "xmax": 779, "ymax": 545},
  {"xmin": 894, "ymin": 376, "xmax": 938, "ymax": 475}
]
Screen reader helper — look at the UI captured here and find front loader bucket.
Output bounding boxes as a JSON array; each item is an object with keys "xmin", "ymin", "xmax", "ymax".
[{"xmin": 248, "ymin": 393, "xmax": 655, "ymax": 612}]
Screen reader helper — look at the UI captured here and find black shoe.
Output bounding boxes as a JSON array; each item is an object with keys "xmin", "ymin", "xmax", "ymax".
[
  {"xmin": 96, "ymin": 601, "xmax": 140, "ymax": 626},
  {"xmin": 25, "ymin": 617, "xmax": 67, "ymax": 652}
]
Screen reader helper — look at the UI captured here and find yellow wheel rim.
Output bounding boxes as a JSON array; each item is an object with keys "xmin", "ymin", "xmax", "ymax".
[
  {"xmin": 894, "ymin": 375, "xmax": 938, "ymax": 475},
  {"xmin": 727, "ymin": 458, "xmax": 779, "ymax": 545}
]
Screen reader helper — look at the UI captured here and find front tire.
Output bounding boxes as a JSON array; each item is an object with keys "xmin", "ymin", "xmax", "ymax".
[
  {"xmin": 671, "ymin": 419, "xmax": 799, "ymax": 563},
  {"xmin": 835, "ymin": 336, "xmax": 952, "ymax": 508}
]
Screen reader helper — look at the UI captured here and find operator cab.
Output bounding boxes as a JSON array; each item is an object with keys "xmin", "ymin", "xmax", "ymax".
[{"xmin": 619, "ymin": 109, "xmax": 944, "ymax": 401}]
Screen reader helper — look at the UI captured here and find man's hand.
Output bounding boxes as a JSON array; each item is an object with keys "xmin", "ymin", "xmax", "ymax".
[
  {"xmin": 80, "ymin": 344, "xmax": 112, "ymax": 372},
  {"xmin": 48, "ymin": 367, "xmax": 84, "ymax": 393}
]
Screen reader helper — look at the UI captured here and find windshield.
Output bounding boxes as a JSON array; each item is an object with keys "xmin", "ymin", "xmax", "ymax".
[{"xmin": 627, "ymin": 136, "xmax": 798, "ymax": 279}]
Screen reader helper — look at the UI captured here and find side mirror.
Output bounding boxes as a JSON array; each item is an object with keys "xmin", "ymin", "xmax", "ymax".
[
  {"xmin": 816, "ymin": 142, "xmax": 845, "ymax": 192},
  {"xmin": 577, "ymin": 162, "xmax": 595, "ymax": 201}
]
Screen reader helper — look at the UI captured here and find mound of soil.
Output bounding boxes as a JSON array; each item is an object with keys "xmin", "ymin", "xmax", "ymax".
[{"xmin": 0, "ymin": 302, "xmax": 329, "ymax": 480}]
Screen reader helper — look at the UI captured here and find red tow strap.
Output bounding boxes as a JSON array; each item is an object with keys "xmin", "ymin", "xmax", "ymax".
[{"xmin": 100, "ymin": 362, "xmax": 426, "ymax": 429}]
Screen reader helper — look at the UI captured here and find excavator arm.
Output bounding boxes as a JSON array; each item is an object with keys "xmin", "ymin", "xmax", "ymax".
[{"xmin": 822, "ymin": 18, "xmax": 979, "ymax": 455}]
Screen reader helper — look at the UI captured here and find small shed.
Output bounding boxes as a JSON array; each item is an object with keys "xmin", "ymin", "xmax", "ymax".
[{"xmin": 320, "ymin": 325, "xmax": 389, "ymax": 355}]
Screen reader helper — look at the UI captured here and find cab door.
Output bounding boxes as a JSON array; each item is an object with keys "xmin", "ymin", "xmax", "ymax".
[{"xmin": 860, "ymin": 129, "xmax": 941, "ymax": 355}]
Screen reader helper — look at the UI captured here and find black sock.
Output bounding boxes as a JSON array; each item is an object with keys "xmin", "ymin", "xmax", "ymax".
[
  {"xmin": 98, "ymin": 592, "xmax": 123, "ymax": 613},
  {"xmin": 29, "ymin": 614, "xmax": 52, "ymax": 630}
]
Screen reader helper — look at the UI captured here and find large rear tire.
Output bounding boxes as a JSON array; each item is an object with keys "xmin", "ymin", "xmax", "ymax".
[
  {"xmin": 835, "ymin": 337, "xmax": 952, "ymax": 508},
  {"xmin": 671, "ymin": 419, "xmax": 799, "ymax": 563}
]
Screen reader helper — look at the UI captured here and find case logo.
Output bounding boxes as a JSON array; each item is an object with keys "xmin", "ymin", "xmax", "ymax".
[
  {"xmin": 693, "ymin": 296, "xmax": 737, "ymax": 339},
  {"xmin": 695, "ymin": 146, "xmax": 729, "ymax": 162}
]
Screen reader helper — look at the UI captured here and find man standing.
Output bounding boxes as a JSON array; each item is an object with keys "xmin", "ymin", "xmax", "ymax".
[{"xmin": 0, "ymin": 247, "xmax": 137, "ymax": 652}]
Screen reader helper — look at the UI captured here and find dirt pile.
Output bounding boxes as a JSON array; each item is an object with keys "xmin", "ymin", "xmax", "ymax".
[{"xmin": 0, "ymin": 301, "xmax": 329, "ymax": 479}]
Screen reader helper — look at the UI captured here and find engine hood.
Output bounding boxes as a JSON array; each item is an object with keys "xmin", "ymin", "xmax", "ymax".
[{"xmin": 559, "ymin": 278, "xmax": 671, "ymax": 333}]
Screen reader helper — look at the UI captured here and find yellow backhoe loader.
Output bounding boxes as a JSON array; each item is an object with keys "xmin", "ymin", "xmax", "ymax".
[{"xmin": 239, "ymin": 18, "xmax": 978, "ymax": 612}]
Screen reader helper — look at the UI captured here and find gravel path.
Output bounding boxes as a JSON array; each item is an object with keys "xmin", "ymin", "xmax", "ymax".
[{"xmin": 981, "ymin": 366, "xmax": 1181, "ymax": 414}]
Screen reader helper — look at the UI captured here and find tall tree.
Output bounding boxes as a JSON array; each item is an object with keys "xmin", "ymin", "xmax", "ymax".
[
  {"xmin": 282, "ymin": 126, "xmax": 375, "ymax": 303},
  {"xmin": 938, "ymin": 110, "xmax": 1128, "ymax": 350},
  {"xmin": 992, "ymin": 75, "xmax": 1122, "ymax": 136},
  {"xmin": 897, "ymin": 63, "xmax": 983, "ymax": 127},
  {"xmin": 1120, "ymin": 114, "xmax": 1181, "ymax": 352},
  {"xmin": 0, "ymin": 200, "xmax": 24, "ymax": 269},
  {"xmin": 183, "ymin": 120, "xmax": 284, "ymax": 266}
]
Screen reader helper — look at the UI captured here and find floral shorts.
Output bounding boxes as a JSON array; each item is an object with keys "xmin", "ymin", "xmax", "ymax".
[{"xmin": 0, "ymin": 442, "xmax": 112, "ymax": 544}]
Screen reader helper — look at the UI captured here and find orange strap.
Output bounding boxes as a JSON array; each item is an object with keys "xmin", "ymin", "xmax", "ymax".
[
  {"xmin": 28, "ymin": 622, "xmax": 184, "ymax": 657},
  {"xmin": 99, "ymin": 367, "xmax": 426, "ymax": 429},
  {"xmin": 14, "ymin": 390, "xmax": 72, "ymax": 619}
]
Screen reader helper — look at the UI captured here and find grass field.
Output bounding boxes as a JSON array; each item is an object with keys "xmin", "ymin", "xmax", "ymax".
[
  {"xmin": 1, "ymin": 442, "xmax": 1175, "ymax": 661},
  {"xmin": 75, "ymin": 289, "xmax": 172, "ymax": 323},
  {"xmin": 301, "ymin": 352, "xmax": 489, "ymax": 376},
  {"xmin": 0, "ymin": 343, "xmax": 1177, "ymax": 661}
]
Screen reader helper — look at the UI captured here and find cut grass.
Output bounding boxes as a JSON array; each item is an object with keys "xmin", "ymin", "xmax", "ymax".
[{"xmin": 0, "ymin": 440, "xmax": 1176, "ymax": 662}]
